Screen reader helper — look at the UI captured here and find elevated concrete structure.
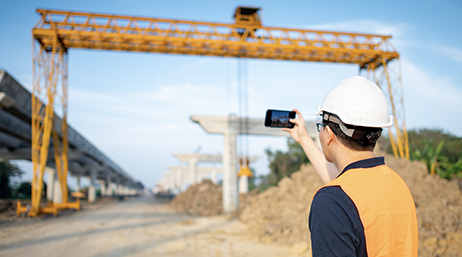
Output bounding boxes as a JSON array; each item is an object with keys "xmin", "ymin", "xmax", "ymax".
[
  {"xmin": 173, "ymin": 154, "xmax": 222, "ymax": 186},
  {"xmin": 191, "ymin": 114, "xmax": 317, "ymax": 213},
  {"xmin": 0, "ymin": 70, "xmax": 144, "ymax": 201},
  {"xmin": 167, "ymin": 166, "xmax": 224, "ymax": 193},
  {"xmin": 173, "ymin": 153, "xmax": 260, "ymax": 190}
]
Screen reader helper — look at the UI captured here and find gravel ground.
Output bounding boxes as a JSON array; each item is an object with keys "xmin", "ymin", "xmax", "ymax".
[{"xmin": 0, "ymin": 196, "xmax": 299, "ymax": 257}]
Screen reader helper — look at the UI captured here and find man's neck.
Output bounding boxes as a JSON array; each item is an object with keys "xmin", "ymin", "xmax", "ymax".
[{"xmin": 332, "ymin": 147, "xmax": 375, "ymax": 174}]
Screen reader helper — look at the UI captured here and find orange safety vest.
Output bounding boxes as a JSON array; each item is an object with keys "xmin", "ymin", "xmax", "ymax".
[{"xmin": 317, "ymin": 164, "xmax": 418, "ymax": 256}]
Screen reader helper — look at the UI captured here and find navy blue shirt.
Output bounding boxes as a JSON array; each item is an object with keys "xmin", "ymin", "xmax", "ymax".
[{"xmin": 308, "ymin": 157, "xmax": 385, "ymax": 257}]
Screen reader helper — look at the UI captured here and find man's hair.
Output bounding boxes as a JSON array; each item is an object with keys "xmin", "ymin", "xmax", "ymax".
[{"xmin": 324, "ymin": 120, "xmax": 381, "ymax": 151}]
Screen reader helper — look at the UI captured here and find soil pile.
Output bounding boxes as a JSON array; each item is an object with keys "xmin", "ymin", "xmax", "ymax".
[
  {"xmin": 386, "ymin": 154, "xmax": 462, "ymax": 256},
  {"xmin": 239, "ymin": 164, "xmax": 323, "ymax": 245},
  {"xmin": 170, "ymin": 179, "xmax": 259, "ymax": 217},
  {"xmin": 239, "ymin": 154, "xmax": 462, "ymax": 256},
  {"xmin": 170, "ymin": 179, "xmax": 224, "ymax": 216}
]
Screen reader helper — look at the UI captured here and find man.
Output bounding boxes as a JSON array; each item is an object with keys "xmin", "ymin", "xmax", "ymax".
[{"xmin": 282, "ymin": 76, "xmax": 418, "ymax": 256}]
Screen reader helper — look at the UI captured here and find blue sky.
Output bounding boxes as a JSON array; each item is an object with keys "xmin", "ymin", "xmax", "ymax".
[{"xmin": 1, "ymin": 0, "xmax": 461, "ymax": 189}]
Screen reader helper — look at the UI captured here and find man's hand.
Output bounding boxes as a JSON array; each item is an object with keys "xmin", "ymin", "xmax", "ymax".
[{"xmin": 282, "ymin": 109, "xmax": 310, "ymax": 144}]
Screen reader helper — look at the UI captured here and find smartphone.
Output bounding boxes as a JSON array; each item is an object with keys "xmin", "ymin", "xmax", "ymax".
[{"xmin": 264, "ymin": 109, "xmax": 296, "ymax": 128}]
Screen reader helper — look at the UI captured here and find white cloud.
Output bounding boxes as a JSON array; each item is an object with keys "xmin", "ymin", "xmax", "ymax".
[
  {"xmin": 438, "ymin": 46, "xmax": 462, "ymax": 64},
  {"xmin": 306, "ymin": 19, "xmax": 412, "ymax": 48},
  {"xmin": 401, "ymin": 58, "xmax": 462, "ymax": 135}
]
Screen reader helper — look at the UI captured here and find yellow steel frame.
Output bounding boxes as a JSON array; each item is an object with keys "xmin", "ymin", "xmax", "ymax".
[
  {"xmin": 361, "ymin": 60, "xmax": 409, "ymax": 159},
  {"xmin": 32, "ymin": 9, "xmax": 399, "ymax": 66},
  {"xmin": 22, "ymin": 8, "xmax": 409, "ymax": 215},
  {"xmin": 19, "ymin": 25, "xmax": 80, "ymax": 217}
]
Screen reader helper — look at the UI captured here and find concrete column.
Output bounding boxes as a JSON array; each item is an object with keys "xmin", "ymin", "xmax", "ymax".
[
  {"xmin": 211, "ymin": 169, "xmax": 217, "ymax": 184},
  {"xmin": 189, "ymin": 158, "xmax": 198, "ymax": 185},
  {"xmin": 175, "ymin": 169, "xmax": 183, "ymax": 194},
  {"xmin": 53, "ymin": 171, "xmax": 62, "ymax": 204},
  {"xmin": 45, "ymin": 167, "xmax": 55, "ymax": 202},
  {"xmin": 100, "ymin": 181, "xmax": 106, "ymax": 196},
  {"xmin": 75, "ymin": 175, "xmax": 81, "ymax": 191},
  {"xmin": 239, "ymin": 175, "xmax": 249, "ymax": 194},
  {"xmin": 223, "ymin": 116, "xmax": 238, "ymax": 213},
  {"xmin": 88, "ymin": 170, "xmax": 96, "ymax": 203},
  {"xmin": 106, "ymin": 175, "xmax": 113, "ymax": 196},
  {"xmin": 117, "ymin": 183, "xmax": 123, "ymax": 195},
  {"xmin": 181, "ymin": 171, "xmax": 188, "ymax": 192},
  {"xmin": 198, "ymin": 172, "xmax": 208, "ymax": 183}
]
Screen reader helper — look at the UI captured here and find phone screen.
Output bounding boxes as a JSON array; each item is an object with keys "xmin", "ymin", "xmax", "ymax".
[{"xmin": 265, "ymin": 109, "xmax": 296, "ymax": 128}]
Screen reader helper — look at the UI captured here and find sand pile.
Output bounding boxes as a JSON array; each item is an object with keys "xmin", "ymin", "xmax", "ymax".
[
  {"xmin": 170, "ymin": 179, "xmax": 224, "ymax": 216},
  {"xmin": 239, "ymin": 154, "xmax": 462, "ymax": 256}
]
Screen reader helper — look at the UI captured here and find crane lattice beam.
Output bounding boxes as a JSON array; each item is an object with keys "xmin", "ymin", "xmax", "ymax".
[{"xmin": 33, "ymin": 9, "xmax": 398, "ymax": 69}]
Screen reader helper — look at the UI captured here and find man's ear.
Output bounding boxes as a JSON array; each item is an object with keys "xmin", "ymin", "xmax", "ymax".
[{"xmin": 326, "ymin": 126, "xmax": 336, "ymax": 145}]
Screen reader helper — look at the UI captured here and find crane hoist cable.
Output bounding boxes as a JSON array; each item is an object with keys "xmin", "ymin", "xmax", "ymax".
[{"xmin": 237, "ymin": 58, "xmax": 252, "ymax": 178}]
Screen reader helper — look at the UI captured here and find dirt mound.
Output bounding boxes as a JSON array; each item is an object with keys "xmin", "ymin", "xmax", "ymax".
[
  {"xmin": 170, "ymin": 179, "xmax": 224, "ymax": 216},
  {"xmin": 385, "ymin": 154, "xmax": 462, "ymax": 256},
  {"xmin": 239, "ymin": 164, "xmax": 322, "ymax": 245},
  {"xmin": 239, "ymin": 154, "xmax": 462, "ymax": 256}
]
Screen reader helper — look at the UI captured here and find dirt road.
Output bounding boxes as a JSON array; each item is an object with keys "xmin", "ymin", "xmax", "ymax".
[{"xmin": 0, "ymin": 196, "xmax": 297, "ymax": 257}]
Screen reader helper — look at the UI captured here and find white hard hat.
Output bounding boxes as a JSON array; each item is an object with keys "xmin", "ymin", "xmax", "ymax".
[{"xmin": 317, "ymin": 76, "xmax": 393, "ymax": 128}]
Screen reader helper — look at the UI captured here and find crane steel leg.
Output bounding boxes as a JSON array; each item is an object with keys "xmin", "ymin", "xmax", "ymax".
[
  {"xmin": 18, "ymin": 32, "xmax": 79, "ymax": 217},
  {"xmin": 361, "ymin": 58, "xmax": 409, "ymax": 160}
]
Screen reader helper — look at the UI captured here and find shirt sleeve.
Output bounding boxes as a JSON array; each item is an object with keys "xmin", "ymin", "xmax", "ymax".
[{"xmin": 309, "ymin": 186, "xmax": 367, "ymax": 257}]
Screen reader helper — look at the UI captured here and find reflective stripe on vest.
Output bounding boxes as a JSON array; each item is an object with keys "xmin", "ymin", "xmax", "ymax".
[{"xmin": 318, "ymin": 164, "xmax": 418, "ymax": 257}]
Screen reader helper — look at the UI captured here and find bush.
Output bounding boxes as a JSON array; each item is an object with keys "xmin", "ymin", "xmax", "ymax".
[
  {"xmin": 403, "ymin": 128, "xmax": 462, "ymax": 179},
  {"xmin": 0, "ymin": 161, "xmax": 24, "ymax": 198}
]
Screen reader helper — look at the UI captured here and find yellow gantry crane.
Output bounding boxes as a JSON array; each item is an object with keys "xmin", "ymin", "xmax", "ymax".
[{"xmin": 26, "ymin": 7, "xmax": 408, "ymax": 216}]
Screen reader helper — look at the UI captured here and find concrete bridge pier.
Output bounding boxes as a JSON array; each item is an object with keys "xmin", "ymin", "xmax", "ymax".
[
  {"xmin": 175, "ymin": 168, "xmax": 183, "ymax": 194},
  {"xmin": 53, "ymin": 171, "xmax": 62, "ymax": 204},
  {"xmin": 189, "ymin": 158, "xmax": 198, "ymax": 185},
  {"xmin": 100, "ymin": 180, "xmax": 106, "ymax": 196},
  {"xmin": 46, "ymin": 167, "xmax": 55, "ymax": 202},
  {"xmin": 106, "ymin": 175, "xmax": 113, "ymax": 196},
  {"xmin": 223, "ymin": 125, "xmax": 238, "ymax": 213},
  {"xmin": 88, "ymin": 169, "xmax": 97, "ymax": 203},
  {"xmin": 211, "ymin": 169, "xmax": 218, "ymax": 184},
  {"xmin": 239, "ymin": 175, "xmax": 249, "ymax": 194},
  {"xmin": 75, "ymin": 175, "xmax": 81, "ymax": 191},
  {"xmin": 117, "ymin": 182, "xmax": 123, "ymax": 196}
]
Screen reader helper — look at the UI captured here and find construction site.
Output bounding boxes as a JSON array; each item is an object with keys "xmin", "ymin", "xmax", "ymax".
[{"xmin": 1, "ymin": 2, "xmax": 462, "ymax": 257}]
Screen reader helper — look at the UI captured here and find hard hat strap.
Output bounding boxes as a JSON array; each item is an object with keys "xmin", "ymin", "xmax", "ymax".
[{"xmin": 322, "ymin": 112, "xmax": 382, "ymax": 143}]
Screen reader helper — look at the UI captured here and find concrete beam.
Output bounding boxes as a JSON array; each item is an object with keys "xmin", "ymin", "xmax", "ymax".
[
  {"xmin": 190, "ymin": 115, "xmax": 318, "ymax": 136},
  {"xmin": 0, "ymin": 147, "xmax": 83, "ymax": 161}
]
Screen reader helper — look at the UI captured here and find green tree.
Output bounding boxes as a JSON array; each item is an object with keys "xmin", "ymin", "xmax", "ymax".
[
  {"xmin": 17, "ymin": 182, "xmax": 32, "ymax": 198},
  {"xmin": 264, "ymin": 138, "xmax": 311, "ymax": 188},
  {"xmin": 0, "ymin": 161, "xmax": 24, "ymax": 198}
]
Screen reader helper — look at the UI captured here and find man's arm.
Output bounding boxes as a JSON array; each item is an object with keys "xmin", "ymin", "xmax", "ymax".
[{"xmin": 282, "ymin": 109, "xmax": 338, "ymax": 183}]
